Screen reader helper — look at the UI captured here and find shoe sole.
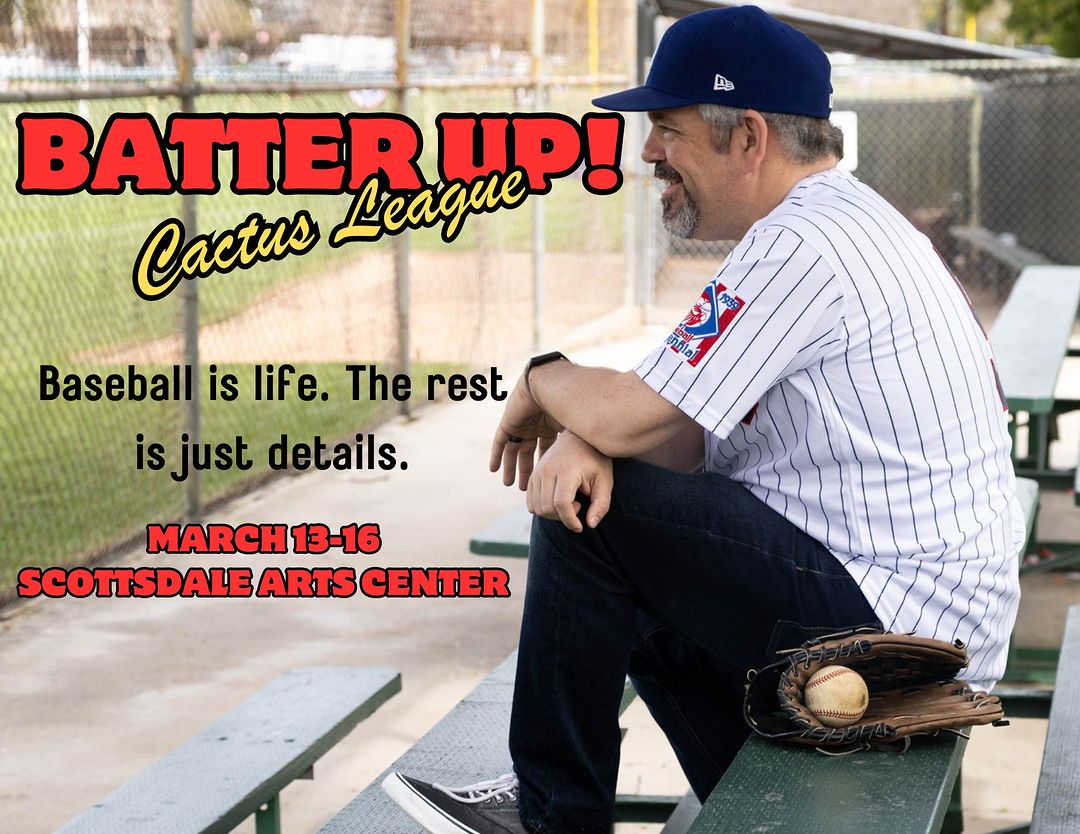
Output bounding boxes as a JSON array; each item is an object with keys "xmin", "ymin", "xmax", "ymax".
[{"xmin": 382, "ymin": 772, "xmax": 482, "ymax": 834}]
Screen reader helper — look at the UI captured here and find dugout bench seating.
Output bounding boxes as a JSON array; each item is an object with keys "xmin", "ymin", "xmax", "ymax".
[
  {"xmin": 991, "ymin": 604, "xmax": 1080, "ymax": 834},
  {"xmin": 314, "ymin": 654, "xmax": 704, "ymax": 832},
  {"xmin": 989, "ymin": 265, "xmax": 1080, "ymax": 488},
  {"xmin": 988, "ymin": 264, "xmax": 1080, "ymax": 674},
  {"xmin": 56, "ymin": 667, "xmax": 400, "ymax": 834},
  {"xmin": 950, "ymin": 225, "xmax": 1052, "ymax": 293},
  {"xmin": 320, "ymin": 651, "xmax": 978, "ymax": 833}
]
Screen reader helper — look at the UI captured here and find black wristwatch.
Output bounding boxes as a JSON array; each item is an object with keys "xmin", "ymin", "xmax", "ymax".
[{"xmin": 524, "ymin": 351, "xmax": 568, "ymax": 398}]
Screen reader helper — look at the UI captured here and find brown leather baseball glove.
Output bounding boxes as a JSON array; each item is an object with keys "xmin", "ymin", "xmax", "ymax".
[{"xmin": 743, "ymin": 627, "xmax": 1007, "ymax": 751}]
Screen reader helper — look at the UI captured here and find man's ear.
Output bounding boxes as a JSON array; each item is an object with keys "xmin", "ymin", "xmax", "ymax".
[{"xmin": 739, "ymin": 110, "xmax": 769, "ymax": 171}]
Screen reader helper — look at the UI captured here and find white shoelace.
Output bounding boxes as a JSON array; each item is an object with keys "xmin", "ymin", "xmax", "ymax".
[{"xmin": 433, "ymin": 772, "xmax": 519, "ymax": 805}]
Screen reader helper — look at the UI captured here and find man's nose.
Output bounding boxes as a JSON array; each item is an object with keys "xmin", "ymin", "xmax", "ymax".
[{"xmin": 641, "ymin": 125, "xmax": 664, "ymax": 164}]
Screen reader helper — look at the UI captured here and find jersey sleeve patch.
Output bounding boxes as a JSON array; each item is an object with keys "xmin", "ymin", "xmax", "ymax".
[{"xmin": 666, "ymin": 281, "xmax": 745, "ymax": 367}]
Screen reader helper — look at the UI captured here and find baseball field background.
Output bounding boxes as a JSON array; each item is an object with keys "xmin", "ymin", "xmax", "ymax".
[{"xmin": 3, "ymin": 0, "xmax": 1080, "ymax": 605}]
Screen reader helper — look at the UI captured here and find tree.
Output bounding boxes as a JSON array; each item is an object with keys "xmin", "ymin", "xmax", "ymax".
[{"xmin": 961, "ymin": 0, "xmax": 1080, "ymax": 57}]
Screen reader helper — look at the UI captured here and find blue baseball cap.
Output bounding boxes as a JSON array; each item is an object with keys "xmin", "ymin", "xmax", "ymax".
[{"xmin": 593, "ymin": 6, "xmax": 832, "ymax": 118}]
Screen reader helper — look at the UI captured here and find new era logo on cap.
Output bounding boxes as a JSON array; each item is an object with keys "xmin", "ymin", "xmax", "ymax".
[{"xmin": 713, "ymin": 74, "xmax": 734, "ymax": 91}]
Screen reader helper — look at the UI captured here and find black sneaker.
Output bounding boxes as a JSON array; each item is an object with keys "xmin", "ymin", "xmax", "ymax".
[{"xmin": 382, "ymin": 771, "xmax": 529, "ymax": 833}]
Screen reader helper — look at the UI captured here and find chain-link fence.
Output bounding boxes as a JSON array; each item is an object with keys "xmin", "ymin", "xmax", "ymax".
[
  {"xmin": 6, "ymin": 2, "xmax": 1079, "ymax": 602},
  {"xmin": 647, "ymin": 57, "xmax": 1080, "ymax": 329},
  {"xmin": 0, "ymin": 0, "xmax": 637, "ymax": 599}
]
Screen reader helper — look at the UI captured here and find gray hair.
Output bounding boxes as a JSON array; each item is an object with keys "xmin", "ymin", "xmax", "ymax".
[{"xmin": 698, "ymin": 103, "xmax": 844, "ymax": 164}]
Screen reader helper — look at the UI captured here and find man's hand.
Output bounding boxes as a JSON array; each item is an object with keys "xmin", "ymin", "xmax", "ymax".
[
  {"xmin": 526, "ymin": 431, "xmax": 613, "ymax": 533},
  {"xmin": 490, "ymin": 375, "xmax": 563, "ymax": 490}
]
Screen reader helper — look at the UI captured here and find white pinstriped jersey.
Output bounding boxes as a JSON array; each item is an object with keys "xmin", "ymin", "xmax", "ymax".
[{"xmin": 636, "ymin": 168, "xmax": 1022, "ymax": 691}]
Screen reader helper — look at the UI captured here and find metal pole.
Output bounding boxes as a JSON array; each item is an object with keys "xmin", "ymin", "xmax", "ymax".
[
  {"xmin": 587, "ymin": 0, "xmax": 599, "ymax": 98},
  {"xmin": 622, "ymin": 120, "xmax": 639, "ymax": 310},
  {"xmin": 636, "ymin": 0, "xmax": 658, "ymax": 318},
  {"xmin": 178, "ymin": 0, "xmax": 200, "ymax": 520},
  {"xmin": 531, "ymin": 0, "xmax": 545, "ymax": 351},
  {"xmin": 622, "ymin": 0, "xmax": 637, "ymax": 310},
  {"xmin": 968, "ymin": 89, "xmax": 983, "ymax": 227},
  {"xmin": 12, "ymin": 0, "xmax": 25, "ymax": 51},
  {"xmin": 395, "ymin": 0, "xmax": 412, "ymax": 417},
  {"xmin": 636, "ymin": 0, "xmax": 656, "ymax": 86},
  {"xmin": 76, "ymin": 0, "xmax": 90, "ymax": 120}
]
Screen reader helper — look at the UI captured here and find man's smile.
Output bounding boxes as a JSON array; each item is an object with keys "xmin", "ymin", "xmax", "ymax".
[
  {"xmin": 661, "ymin": 181, "xmax": 683, "ymax": 201},
  {"xmin": 655, "ymin": 163, "xmax": 685, "ymax": 205}
]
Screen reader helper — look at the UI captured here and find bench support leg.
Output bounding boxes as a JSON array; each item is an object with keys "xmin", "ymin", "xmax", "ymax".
[
  {"xmin": 1011, "ymin": 412, "xmax": 1076, "ymax": 486},
  {"xmin": 255, "ymin": 794, "xmax": 282, "ymax": 834}
]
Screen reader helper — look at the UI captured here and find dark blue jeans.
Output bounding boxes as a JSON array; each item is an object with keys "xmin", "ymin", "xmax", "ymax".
[{"xmin": 509, "ymin": 459, "xmax": 879, "ymax": 834}]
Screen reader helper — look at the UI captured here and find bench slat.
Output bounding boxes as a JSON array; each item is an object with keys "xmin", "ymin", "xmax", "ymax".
[
  {"xmin": 688, "ymin": 733, "xmax": 966, "ymax": 834},
  {"xmin": 321, "ymin": 654, "xmax": 637, "ymax": 832},
  {"xmin": 990, "ymin": 266, "xmax": 1080, "ymax": 414},
  {"xmin": 950, "ymin": 226, "xmax": 1051, "ymax": 272},
  {"xmin": 659, "ymin": 791, "xmax": 703, "ymax": 834},
  {"xmin": 469, "ymin": 507, "xmax": 532, "ymax": 558},
  {"xmin": 1031, "ymin": 605, "xmax": 1080, "ymax": 834},
  {"xmin": 57, "ymin": 667, "xmax": 400, "ymax": 834},
  {"xmin": 993, "ymin": 684, "xmax": 1054, "ymax": 720}
]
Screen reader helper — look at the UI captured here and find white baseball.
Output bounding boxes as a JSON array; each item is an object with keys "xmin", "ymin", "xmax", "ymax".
[{"xmin": 805, "ymin": 665, "xmax": 869, "ymax": 728}]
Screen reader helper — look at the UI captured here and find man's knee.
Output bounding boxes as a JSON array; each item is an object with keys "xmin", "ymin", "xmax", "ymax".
[{"xmin": 530, "ymin": 512, "xmax": 586, "ymax": 552}]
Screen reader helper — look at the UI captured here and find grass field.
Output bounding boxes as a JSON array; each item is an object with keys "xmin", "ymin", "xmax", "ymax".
[{"xmin": 0, "ymin": 87, "xmax": 627, "ymax": 597}]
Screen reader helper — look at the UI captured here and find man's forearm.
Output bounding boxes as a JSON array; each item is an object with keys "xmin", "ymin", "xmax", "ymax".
[
  {"xmin": 527, "ymin": 360, "xmax": 693, "ymax": 458},
  {"xmin": 634, "ymin": 421, "xmax": 705, "ymax": 472}
]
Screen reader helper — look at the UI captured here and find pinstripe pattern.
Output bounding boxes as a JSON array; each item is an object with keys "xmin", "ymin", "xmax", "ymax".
[{"xmin": 636, "ymin": 169, "xmax": 1022, "ymax": 691}]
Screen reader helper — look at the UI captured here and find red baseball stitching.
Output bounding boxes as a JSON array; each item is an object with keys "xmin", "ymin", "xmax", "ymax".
[
  {"xmin": 813, "ymin": 707, "xmax": 864, "ymax": 718},
  {"xmin": 805, "ymin": 666, "xmax": 857, "ymax": 692}
]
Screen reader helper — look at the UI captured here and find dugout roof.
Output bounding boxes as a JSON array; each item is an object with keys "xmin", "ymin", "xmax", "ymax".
[{"xmin": 650, "ymin": 0, "xmax": 1049, "ymax": 61}]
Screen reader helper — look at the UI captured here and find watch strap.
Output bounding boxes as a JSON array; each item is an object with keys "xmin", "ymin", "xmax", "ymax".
[{"xmin": 524, "ymin": 351, "xmax": 568, "ymax": 398}]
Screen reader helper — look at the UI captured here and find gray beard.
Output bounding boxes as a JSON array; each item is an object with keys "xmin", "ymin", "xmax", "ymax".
[{"xmin": 662, "ymin": 188, "xmax": 699, "ymax": 238}]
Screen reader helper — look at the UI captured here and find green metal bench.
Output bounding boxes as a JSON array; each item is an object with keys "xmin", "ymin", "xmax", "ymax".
[
  {"xmin": 950, "ymin": 225, "xmax": 1051, "ymax": 276},
  {"xmin": 316, "ymin": 654, "xmax": 684, "ymax": 832},
  {"xmin": 469, "ymin": 506, "xmax": 532, "ymax": 558},
  {"xmin": 323, "ymin": 649, "xmax": 972, "ymax": 833},
  {"xmin": 56, "ymin": 667, "xmax": 401, "ymax": 834},
  {"xmin": 691, "ymin": 731, "xmax": 967, "ymax": 834},
  {"xmin": 1026, "ymin": 605, "xmax": 1080, "ymax": 833},
  {"xmin": 989, "ymin": 265, "xmax": 1080, "ymax": 487},
  {"xmin": 991, "ymin": 605, "xmax": 1080, "ymax": 834}
]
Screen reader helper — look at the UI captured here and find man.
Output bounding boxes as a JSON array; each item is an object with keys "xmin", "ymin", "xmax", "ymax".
[{"xmin": 385, "ymin": 6, "xmax": 1023, "ymax": 833}]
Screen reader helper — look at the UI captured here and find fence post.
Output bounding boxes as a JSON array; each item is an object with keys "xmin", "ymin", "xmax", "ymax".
[
  {"xmin": 531, "ymin": 0, "xmax": 546, "ymax": 351},
  {"xmin": 968, "ymin": 88, "xmax": 983, "ymax": 227},
  {"xmin": 636, "ymin": 0, "xmax": 657, "ymax": 317},
  {"xmin": 76, "ymin": 0, "xmax": 90, "ymax": 119},
  {"xmin": 395, "ymin": 0, "xmax": 413, "ymax": 417},
  {"xmin": 177, "ymin": 0, "xmax": 201, "ymax": 520},
  {"xmin": 622, "ymin": 0, "xmax": 637, "ymax": 310}
]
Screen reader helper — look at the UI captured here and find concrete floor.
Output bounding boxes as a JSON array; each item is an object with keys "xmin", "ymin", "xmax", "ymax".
[{"xmin": 2, "ymin": 327, "xmax": 1079, "ymax": 834}]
